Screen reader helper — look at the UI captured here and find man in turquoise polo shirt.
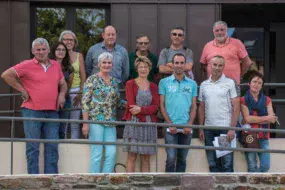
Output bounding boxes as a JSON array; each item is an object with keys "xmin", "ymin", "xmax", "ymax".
[{"xmin": 159, "ymin": 53, "xmax": 197, "ymax": 172}]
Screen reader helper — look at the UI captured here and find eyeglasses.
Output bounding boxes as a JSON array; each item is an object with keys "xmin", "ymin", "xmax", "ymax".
[
  {"xmin": 62, "ymin": 38, "xmax": 74, "ymax": 42},
  {"xmin": 138, "ymin": 66, "xmax": 149, "ymax": 70},
  {"xmin": 138, "ymin": 42, "xmax": 149, "ymax": 45},
  {"xmin": 174, "ymin": 61, "xmax": 185, "ymax": 65},
  {"xmin": 172, "ymin": 33, "xmax": 184, "ymax": 37},
  {"xmin": 55, "ymin": 48, "xmax": 66, "ymax": 52}
]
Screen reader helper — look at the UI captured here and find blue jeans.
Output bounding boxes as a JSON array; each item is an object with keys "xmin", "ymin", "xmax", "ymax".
[
  {"xmin": 89, "ymin": 124, "xmax": 116, "ymax": 173},
  {"xmin": 58, "ymin": 97, "xmax": 71, "ymax": 139},
  {"xmin": 204, "ymin": 130, "xmax": 234, "ymax": 172},
  {"xmin": 245, "ymin": 139, "xmax": 270, "ymax": 172},
  {"xmin": 22, "ymin": 108, "xmax": 59, "ymax": 174},
  {"xmin": 165, "ymin": 131, "xmax": 192, "ymax": 172}
]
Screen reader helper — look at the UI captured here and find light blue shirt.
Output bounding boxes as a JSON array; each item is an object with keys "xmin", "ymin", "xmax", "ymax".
[
  {"xmin": 85, "ymin": 42, "xmax": 129, "ymax": 83},
  {"xmin": 159, "ymin": 74, "xmax": 197, "ymax": 124}
]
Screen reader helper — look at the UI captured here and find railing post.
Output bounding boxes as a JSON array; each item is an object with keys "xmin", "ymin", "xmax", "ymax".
[
  {"xmin": 155, "ymin": 123, "xmax": 158, "ymax": 173},
  {"xmin": 10, "ymin": 119, "xmax": 15, "ymax": 175}
]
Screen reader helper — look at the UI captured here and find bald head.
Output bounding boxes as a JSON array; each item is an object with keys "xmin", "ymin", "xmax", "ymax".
[{"xmin": 102, "ymin": 25, "xmax": 117, "ymax": 48}]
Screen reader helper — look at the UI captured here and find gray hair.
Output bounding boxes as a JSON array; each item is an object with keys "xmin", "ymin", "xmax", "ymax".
[
  {"xmin": 98, "ymin": 52, "xmax": 113, "ymax": 66},
  {"xmin": 59, "ymin": 30, "xmax": 79, "ymax": 47},
  {"xmin": 210, "ymin": 55, "xmax": 225, "ymax": 64},
  {"xmin": 32, "ymin": 38, "xmax": 50, "ymax": 50},
  {"xmin": 213, "ymin": 21, "xmax": 228, "ymax": 29}
]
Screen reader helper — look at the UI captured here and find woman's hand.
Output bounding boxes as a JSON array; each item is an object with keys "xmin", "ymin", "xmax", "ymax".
[
  {"xmin": 73, "ymin": 94, "xmax": 82, "ymax": 107},
  {"xmin": 267, "ymin": 114, "xmax": 278, "ymax": 124},
  {"xmin": 129, "ymin": 105, "xmax": 141, "ymax": 115},
  {"xmin": 82, "ymin": 123, "xmax": 90, "ymax": 138}
]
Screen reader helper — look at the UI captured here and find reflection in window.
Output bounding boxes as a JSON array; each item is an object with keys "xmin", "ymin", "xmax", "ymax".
[
  {"xmin": 76, "ymin": 9, "xmax": 105, "ymax": 57},
  {"xmin": 36, "ymin": 8, "xmax": 66, "ymax": 46}
]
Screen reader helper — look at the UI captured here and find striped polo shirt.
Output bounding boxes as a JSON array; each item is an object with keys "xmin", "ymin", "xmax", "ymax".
[{"xmin": 198, "ymin": 74, "xmax": 239, "ymax": 127}]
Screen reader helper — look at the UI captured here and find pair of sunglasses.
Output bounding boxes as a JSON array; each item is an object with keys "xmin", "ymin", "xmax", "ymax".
[{"xmin": 172, "ymin": 33, "xmax": 184, "ymax": 37}]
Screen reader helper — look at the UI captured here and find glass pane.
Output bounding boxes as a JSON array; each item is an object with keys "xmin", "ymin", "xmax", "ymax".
[
  {"xmin": 228, "ymin": 28, "xmax": 265, "ymax": 81},
  {"xmin": 36, "ymin": 8, "xmax": 66, "ymax": 46},
  {"xmin": 76, "ymin": 8, "xmax": 106, "ymax": 57}
]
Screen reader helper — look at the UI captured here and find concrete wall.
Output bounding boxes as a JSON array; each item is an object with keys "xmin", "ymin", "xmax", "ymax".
[{"xmin": 1, "ymin": 139, "xmax": 285, "ymax": 175}]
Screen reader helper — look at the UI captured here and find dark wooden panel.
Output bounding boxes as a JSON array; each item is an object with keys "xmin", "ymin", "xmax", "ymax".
[
  {"xmin": 130, "ymin": 4, "xmax": 158, "ymax": 54},
  {"xmin": 187, "ymin": 4, "xmax": 220, "ymax": 85},
  {"xmin": 111, "ymin": 4, "xmax": 129, "ymax": 51},
  {"xmin": 158, "ymin": 4, "xmax": 187, "ymax": 53}
]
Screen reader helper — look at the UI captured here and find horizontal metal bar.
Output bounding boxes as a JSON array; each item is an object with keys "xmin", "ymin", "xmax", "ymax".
[
  {"xmin": 0, "ymin": 116, "xmax": 284, "ymax": 134},
  {"xmin": 1, "ymin": 138, "xmax": 284, "ymax": 154},
  {"xmin": 0, "ymin": 83, "xmax": 285, "ymax": 97}
]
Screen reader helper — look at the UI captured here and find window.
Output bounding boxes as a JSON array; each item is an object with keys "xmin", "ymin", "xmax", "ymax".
[{"xmin": 31, "ymin": 3, "xmax": 108, "ymax": 57}]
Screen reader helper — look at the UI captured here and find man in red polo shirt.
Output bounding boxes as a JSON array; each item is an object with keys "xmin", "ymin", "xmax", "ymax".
[
  {"xmin": 1, "ymin": 38, "xmax": 67, "ymax": 174},
  {"xmin": 200, "ymin": 21, "xmax": 252, "ymax": 84}
]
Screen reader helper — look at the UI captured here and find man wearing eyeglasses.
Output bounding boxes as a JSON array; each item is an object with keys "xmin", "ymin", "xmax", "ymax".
[
  {"xmin": 158, "ymin": 27, "xmax": 194, "ymax": 79},
  {"xmin": 128, "ymin": 34, "xmax": 158, "ymax": 82},
  {"xmin": 85, "ymin": 25, "xmax": 129, "ymax": 84},
  {"xmin": 200, "ymin": 21, "xmax": 251, "ymax": 84},
  {"xmin": 159, "ymin": 53, "xmax": 197, "ymax": 172}
]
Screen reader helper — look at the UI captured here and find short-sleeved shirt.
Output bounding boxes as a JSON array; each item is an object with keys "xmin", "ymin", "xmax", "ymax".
[
  {"xmin": 82, "ymin": 74, "xmax": 120, "ymax": 123},
  {"xmin": 198, "ymin": 74, "xmax": 239, "ymax": 127},
  {"xmin": 12, "ymin": 58, "xmax": 64, "ymax": 110},
  {"xmin": 159, "ymin": 74, "xmax": 197, "ymax": 124},
  {"xmin": 200, "ymin": 37, "xmax": 248, "ymax": 84},
  {"xmin": 158, "ymin": 47, "xmax": 193, "ymax": 66},
  {"xmin": 128, "ymin": 50, "xmax": 158, "ymax": 82},
  {"xmin": 85, "ymin": 42, "xmax": 129, "ymax": 83},
  {"xmin": 241, "ymin": 96, "xmax": 271, "ymax": 139}
]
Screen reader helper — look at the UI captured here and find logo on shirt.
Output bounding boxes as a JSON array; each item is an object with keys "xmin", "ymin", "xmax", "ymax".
[
  {"xmin": 182, "ymin": 87, "xmax": 192, "ymax": 93},
  {"xmin": 168, "ymin": 86, "xmax": 177, "ymax": 93}
]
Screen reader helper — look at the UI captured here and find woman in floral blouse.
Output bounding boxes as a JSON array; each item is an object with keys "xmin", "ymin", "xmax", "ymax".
[{"xmin": 81, "ymin": 52, "xmax": 121, "ymax": 173}]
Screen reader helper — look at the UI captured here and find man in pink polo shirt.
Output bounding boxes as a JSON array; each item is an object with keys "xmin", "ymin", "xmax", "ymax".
[
  {"xmin": 1, "ymin": 38, "xmax": 67, "ymax": 174},
  {"xmin": 200, "ymin": 21, "xmax": 252, "ymax": 84}
]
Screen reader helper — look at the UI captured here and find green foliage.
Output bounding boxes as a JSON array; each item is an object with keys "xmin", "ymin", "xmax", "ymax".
[
  {"xmin": 36, "ymin": 8, "xmax": 66, "ymax": 47},
  {"xmin": 36, "ymin": 8, "xmax": 105, "ymax": 57}
]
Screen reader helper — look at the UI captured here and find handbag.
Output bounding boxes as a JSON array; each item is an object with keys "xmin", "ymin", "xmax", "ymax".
[{"xmin": 241, "ymin": 131, "xmax": 260, "ymax": 149}]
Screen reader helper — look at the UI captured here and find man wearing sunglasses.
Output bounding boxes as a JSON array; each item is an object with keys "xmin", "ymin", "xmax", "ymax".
[
  {"xmin": 158, "ymin": 27, "xmax": 194, "ymax": 80},
  {"xmin": 128, "ymin": 34, "xmax": 158, "ymax": 82},
  {"xmin": 200, "ymin": 21, "xmax": 251, "ymax": 84}
]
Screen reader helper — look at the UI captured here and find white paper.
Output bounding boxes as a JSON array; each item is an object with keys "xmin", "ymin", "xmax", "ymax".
[
  {"xmin": 166, "ymin": 128, "xmax": 193, "ymax": 134},
  {"xmin": 213, "ymin": 134, "xmax": 236, "ymax": 158}
]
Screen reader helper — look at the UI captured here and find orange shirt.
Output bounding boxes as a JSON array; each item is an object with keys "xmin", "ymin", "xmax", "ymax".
[
  {"xmin": 13, "ymin": 58, "xmax": 64, "ymax": 110},
  {"xmin": 200, "ymin": 37, "xmax": 248, "ymax": 84}
]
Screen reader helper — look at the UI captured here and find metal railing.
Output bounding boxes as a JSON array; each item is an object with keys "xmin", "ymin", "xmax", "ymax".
[
  {"xmin": 0, "ymin": 116, "xmax": 285, "ymax": 175},
  {"xmin": 0, "ymin": 82, "xmax": 284, "ymax": 174}
]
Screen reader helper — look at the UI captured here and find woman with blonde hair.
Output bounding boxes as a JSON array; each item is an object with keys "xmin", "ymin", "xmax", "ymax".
[
  {"xmin": 59, "ymin": 30, "xmax": 86, "ymax": 138},
  {"xmin": 123, "ymin": 56, "xmax": 159, "ymax": 172}
]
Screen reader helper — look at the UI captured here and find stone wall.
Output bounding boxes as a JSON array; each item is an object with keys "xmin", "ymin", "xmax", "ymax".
[{"xmin": 0, "ymin": 173, "xmax": 285, "ymax": 189}]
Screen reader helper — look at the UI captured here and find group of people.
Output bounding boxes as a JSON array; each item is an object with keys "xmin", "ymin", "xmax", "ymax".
[{"xmin": 1, "ymin": 20, "xmax": 278, "ymax": 174}]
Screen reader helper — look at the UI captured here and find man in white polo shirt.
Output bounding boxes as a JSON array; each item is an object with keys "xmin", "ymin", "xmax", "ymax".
[{"xmin": 198, "ymin": 55, "xmax": 240, "ymax": 172}]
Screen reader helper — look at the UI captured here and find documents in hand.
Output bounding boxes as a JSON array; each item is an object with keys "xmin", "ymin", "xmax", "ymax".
[{"xmin": 212, "ymin": 134, "xmax": 236, "ymax": 158}]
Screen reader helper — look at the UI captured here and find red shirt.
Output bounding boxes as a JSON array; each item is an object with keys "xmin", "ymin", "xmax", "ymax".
[
  {"xmin": 13, "ymin": 58, "xmax": 64, "ymax": 110},
  {"xmin": 200, "ymin": 37, "xmax": 248, "ymax": 84},
  {"xmin": 241, "ymin": 96, "xmax": 271, "ymax": 139},
  {"xmin": 122, "ymin": 79, "xmax": 159, "ymax": 122}
]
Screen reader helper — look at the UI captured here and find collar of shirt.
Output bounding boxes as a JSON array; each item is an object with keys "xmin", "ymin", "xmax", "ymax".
[
  {"xmin": 213, "ymin": 37, "xmax": 231, "ymax": 47},
  {"xmin": 209, "ymin": 73, "xmax": 226, "ymax": 83},
  {"xmin": 170, "ymin": 74, "xmax": 190, "ymax": 82},
  {"xmin": 101, "ymin": 41, "xmax": 117, "ymax": 51},
  {"xmin": 32, "ymin": 57, "xmax": 53, "ymax": 72}
]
